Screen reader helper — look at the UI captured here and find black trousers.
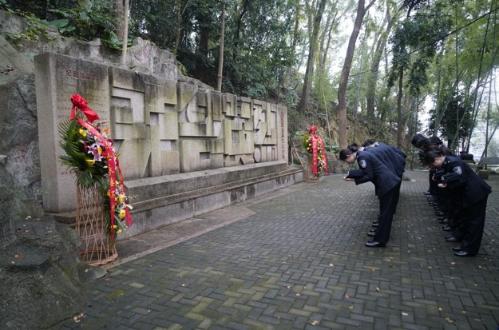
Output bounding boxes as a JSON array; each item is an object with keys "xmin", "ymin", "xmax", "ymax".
[
  {"xmin": 460, "ymin": 197, "xmax": 488, "ymax": 255},
  {"xmin": 374, "ymin": 185, "xmax": 400, "ymax": 244}
]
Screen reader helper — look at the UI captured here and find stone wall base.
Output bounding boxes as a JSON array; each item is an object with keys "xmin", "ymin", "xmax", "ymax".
[{"xmin": 53, "ymin": 161, "xmax": 303, "ymax": 239}]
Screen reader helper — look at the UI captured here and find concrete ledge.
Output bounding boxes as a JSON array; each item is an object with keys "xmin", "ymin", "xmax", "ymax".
[
  {"xmin": 122, "ymin": 164, "xmax": 303, "ymax": 238},
  {"xmin": 53, "ymin": 162, "xmax": 303, "ymax": 239}
]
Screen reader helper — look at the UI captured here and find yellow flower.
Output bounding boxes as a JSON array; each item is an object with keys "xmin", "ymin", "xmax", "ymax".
[
  {"xmin": 97, "ymin": 146, "xmax": 102, "ymax": 155},
  {"xmin": 78, "ymin": 128, "xmax": 87, "ymax": 138},
  {"xmin": 118, "ymin": 194, "xmax": 126, "ymax": 204},
  {"xmin": 85, "ymin": 158, "xmax": 95, "ymax": 166},
  {"xmin": 118, "ymin": 209, "xmax": 126, "ymax": 219},
  {"xmin": 117, "ymin": 229, "xmax": 122, "ymax": 234}
]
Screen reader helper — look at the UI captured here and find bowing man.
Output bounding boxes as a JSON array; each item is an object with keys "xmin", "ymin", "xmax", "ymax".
[
  {"xmin": 339, "ymin": 144, "xmax": 402, "ymax": 247},
  {"xmin": 424, "ymin": 148, "xmax": 491, "ymax": 256}
]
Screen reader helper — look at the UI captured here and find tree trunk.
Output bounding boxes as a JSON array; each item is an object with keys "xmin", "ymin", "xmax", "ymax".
[
  {"xmin": 396, "ymin": 69, "xmax": 404, "ymax": 147},
  {"xmin": 217, "ymin": 1, "xmax": 226, "ymax": 91},
  {"xmin": 291, "ymin": 0, "xmax": 301, "ymax": 54},
  {"xmin": 174, "ymin": 0, "xmax": 183, "ymax": 55},
  {"xmin": 337, "ymin": 0, "xmax": 375, "ymax": 148},
  {"xmin": 121, "ymin": 0, "xmax": 129, "ymax": 65},
  {"xmin": 298, "ymin": 0, "xmax": 328, "ymax": 114},
  {"xmin": 318, "ymin": 3, "xmax": 333, "ymax": 71},
  {"xmin": 320, "ymin": 10, "xmax": 337, "ymax": 71},
  {"xmin": 366, "ymin": 4, "xmax": 393, "ymax": 120},
  {"xmin": 233, "ymin": 0, "xmax": 250, "ymax": 63},
  {"xmin": 115, "ymin": 0, "xmax": 125, "ymax": 40}
]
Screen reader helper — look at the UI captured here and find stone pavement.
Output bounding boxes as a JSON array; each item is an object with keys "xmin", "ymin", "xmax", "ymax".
[{"xmin": 61, "ymin": 171, "xmax": 499, "ymax": 330}]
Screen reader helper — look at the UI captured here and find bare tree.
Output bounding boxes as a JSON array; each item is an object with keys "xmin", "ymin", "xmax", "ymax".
[
  {"xmin": 337, "ymin": 0, "xmax": 376, "ymax": 148},
  {"xmin": 216, "ymin": 1, "xmax": 226, "ymax": 91},
  {"xmin": 298, "ymin": 0, "xmax": 328, "ymax": 114},
  {"xmin": 120, "ymin": 0, "xmax": 129, "ymax": 65},
  {"xmin": 366, "ymin": 1, "xmax": 395, "ymax": 121}
]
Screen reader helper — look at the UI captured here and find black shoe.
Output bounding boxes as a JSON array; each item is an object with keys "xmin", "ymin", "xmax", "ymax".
[
  {"xmin": 446, "ymin": 236, "xmax": 459, "ymax": 242},
  {"xmin": 372, "ymin": 222, "xmax": 379, "ymax": 227},
  {"xmin": 454, "ymin": 250, "xmax": 475, "ymax": 257},
  {"xmin": 442, "ymin": 225, "xmax": 451, "ymax": 231},
  {"xmin": 423, "ymin": 191, "xmax": 432, "ymax": 196},
  {"xmin": 452, "ymin": 246, "xmax": 462, "ymax": 252},
  {"xmin": 367, "ymin": 229, "xmax": 376, "ymax": 237},
  {"xmin": 365, "ymin": 240, "xmax": 385, "ymax": 248}
]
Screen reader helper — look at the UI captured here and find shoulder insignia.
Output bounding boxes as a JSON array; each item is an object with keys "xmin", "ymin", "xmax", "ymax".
[
  {"xmin": 452, "ymin": 166, "xmax": 463, "ymax": 175},
  {"xmin": 359, "ymin": 159, "xmax": 367, "ymax": 169}
]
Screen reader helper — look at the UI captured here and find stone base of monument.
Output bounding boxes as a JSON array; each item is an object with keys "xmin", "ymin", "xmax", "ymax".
[{"xmin": 54, "ymin": 161, "xmax": 302, "ymax": 239}]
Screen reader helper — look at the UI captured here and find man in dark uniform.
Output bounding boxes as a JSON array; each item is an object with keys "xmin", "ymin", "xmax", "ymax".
[
  {"xmin": 362, "ymin": 140, "xmax": 406, "ymax": 235},
  {"xmin": 339, "ymin": 144, "xmax": 402, "ymax": 247},
  {"xmin": 424, "ymin": 147, "xmax": 491, "ymax": 256}
]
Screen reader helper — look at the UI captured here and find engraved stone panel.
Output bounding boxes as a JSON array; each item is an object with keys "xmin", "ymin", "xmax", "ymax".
[
  {"xmin": 144, "ymin": 76, "xmax": 179, "ymax": 175},
  {"xmin": 35, "ymin": 53, "xmax": 110, "ymax": 212},
  {"xmin": 111, "ymin": 87, "xmax": 150, "ymax": 179}
]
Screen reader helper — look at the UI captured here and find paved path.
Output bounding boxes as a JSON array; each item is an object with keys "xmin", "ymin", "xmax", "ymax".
[{"xmin": 62, "ymin": 171, "xmax": 499, "ymax": 330}]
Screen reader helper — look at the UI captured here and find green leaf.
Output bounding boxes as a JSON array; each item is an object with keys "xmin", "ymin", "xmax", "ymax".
[{"xmin": 47, "ymin": 19, "xmax": 69, "ymax": 29}]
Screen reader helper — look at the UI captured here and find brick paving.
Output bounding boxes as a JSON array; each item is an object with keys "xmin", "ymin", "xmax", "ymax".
[{"xmin": 62, "ymin": 171, "xmax": 499, "ymax": 330}]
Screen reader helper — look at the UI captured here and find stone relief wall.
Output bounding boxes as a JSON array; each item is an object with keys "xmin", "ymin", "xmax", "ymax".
[{"xmin": 35, "ymin": 53, "xmax": 288, "ymax": 213}]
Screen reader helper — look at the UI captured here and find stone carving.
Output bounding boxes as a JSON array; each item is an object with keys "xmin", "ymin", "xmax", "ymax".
[{"xmin": 35, "ymin": 53, "xmax": 288, "ymax": 213}]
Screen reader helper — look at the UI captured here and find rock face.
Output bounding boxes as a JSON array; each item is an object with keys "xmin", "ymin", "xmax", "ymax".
[
  {"xmin": 0, "ymin": 73, "xmax": 42, "ymax": 246},
  {"xmin": 0, "ymin": 216, "xmax": 86, "ymax": 329},
  {"xmin": 0, "ymin": 26, "xmax": 86, "ymax": 329}
]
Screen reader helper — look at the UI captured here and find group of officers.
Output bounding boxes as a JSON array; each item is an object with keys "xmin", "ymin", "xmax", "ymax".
[{"xmin": 338, "ymin": 135, "xmax": 491, "ymax": 257}]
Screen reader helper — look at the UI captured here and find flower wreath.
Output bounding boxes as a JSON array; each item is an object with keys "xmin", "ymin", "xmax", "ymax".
[{"xmin": 59, "ymin": 94, "xmax": 133, "ymax": 236}]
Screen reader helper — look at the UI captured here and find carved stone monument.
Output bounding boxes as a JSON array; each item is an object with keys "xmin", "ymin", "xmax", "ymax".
[{"xmin": 35, "ymin": 53, "xmax": 299, "ymax": 237}]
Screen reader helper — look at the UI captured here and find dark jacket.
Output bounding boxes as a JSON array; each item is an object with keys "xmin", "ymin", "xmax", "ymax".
[
  {"xmin": 365, "ymin": 143, "xmax": 406, "ymax": 178},
  {"xmin": 440, "ymin": 155, "xmax": 491, "ymax": 207},
  {"xmin": 354, "ymin": 150, "xmax": 401, "ymax": 196}
]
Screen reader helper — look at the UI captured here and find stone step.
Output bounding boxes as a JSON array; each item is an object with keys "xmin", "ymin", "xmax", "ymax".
[
  {"xmin": 126, "ymin": 160, "xmax": 289, "ymax": 202},
  {"xmin": 53, "ymin": 162, "xmax": 303, "ymax": 239}
]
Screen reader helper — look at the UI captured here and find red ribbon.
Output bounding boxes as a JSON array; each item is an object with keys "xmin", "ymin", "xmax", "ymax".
[
  {"xmin": 311, "ymin": 135, "xmax": 319, "ymax": 176},
  {"xmin": 308, "ymin": 125, "xmax": 328, "ymax": 176},
  {"xmin": 70, "ymin": 94, "xmax": 100, "ymax": 123},
  {"xmin": 69, "ymin": 93, "xmax": 132, "ymax": 236}
]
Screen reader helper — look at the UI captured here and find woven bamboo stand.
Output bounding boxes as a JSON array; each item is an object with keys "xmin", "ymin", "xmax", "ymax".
[
  {"xmin": 305, "ymin": 154, "xmax": 319, "ymax": 182},
  {"xmin": 76, "ymin": 185, "xmax": 118, "ymax": 266}
]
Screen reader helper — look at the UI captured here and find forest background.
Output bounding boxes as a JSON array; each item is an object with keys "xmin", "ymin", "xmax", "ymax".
[{"xmin": 2, "ymin": 0, "xmax": 498, "ymax": 165}]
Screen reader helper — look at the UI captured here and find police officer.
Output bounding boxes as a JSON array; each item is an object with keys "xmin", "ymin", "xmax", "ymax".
[
  {"xmin": 424, "ymin": 147, "xmax": 491, "ymax": 256},
  {"xmin": 339, "ymin": 144, "xmax": 402, "ymax": 247}
]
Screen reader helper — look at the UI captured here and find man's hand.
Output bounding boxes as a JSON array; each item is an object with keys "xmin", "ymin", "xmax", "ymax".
[
  {"xmin": 344, "ymin": 177, "xmax": 354, "ymax": 181},
  {"xmin": 437, "ymin": 183, "xmax": 447, "ymax": 188}
]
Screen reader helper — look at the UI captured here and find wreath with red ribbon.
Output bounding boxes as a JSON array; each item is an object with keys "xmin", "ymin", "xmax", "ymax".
[
  {"xmin": 59, "ymin": 94, "xmax": 132, "ymax": 236},
  {"xmin": 303, "ymin": 125, "xmax": 329, "ymax": 177}
]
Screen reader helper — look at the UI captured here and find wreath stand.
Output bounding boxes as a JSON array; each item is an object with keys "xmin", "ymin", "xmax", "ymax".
[{"xmin": 75, "ymin": 185, "xmax": 118, "ymax": 266}]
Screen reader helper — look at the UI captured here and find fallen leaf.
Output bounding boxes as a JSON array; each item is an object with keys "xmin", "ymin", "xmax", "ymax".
[
  {"xmin": 438, "ymin": 307, "xmax": 443, "ymax": 312},
  {"xmin": 310, "ymin": 320, "xmax": 320, "ymax": 326},
  {"xmin": 376, "ymin": 287, "xmax": 380, "ymax": 292},
  {"xmin": 445, "ymin": 317, "xmax": 454, "ymax": 324},
  {"xmin": 72, "ymin": 313, "xmax": 85, "ymax": 323},
  {"xmin": 401, "ymin": 312, "xmax": 409, "ymax": 316}
]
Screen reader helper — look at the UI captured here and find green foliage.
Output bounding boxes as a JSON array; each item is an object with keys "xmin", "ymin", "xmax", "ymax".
[
  {"xmin": 389, "ymin": 1, "xmax": 452, "ymax": 95},
  {"xmin": 4, "ymin": 0, "xmax": 122, "ymax": 50},
  {"xmin": 59, "ymin": 119, "xmax": 108, "ymax": 189},
  {"xmin": 430, "ymin": 91, "xmax": 473, "ymax": 149},
  {"xmin": 48, "ymin": 2, "xmax": 121, "ymax": 49},
  {"xmin": 130, "ymin": 0, "xmax": 296, "ymax": 99},
  {"xmin": 4, "ymin": 9, "xmax": 52, "ymax": 44}
]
